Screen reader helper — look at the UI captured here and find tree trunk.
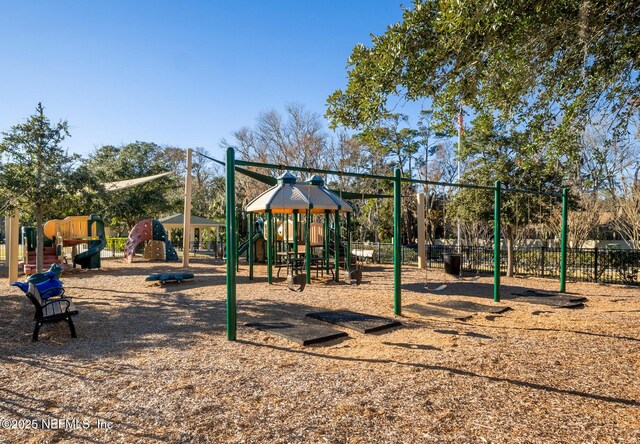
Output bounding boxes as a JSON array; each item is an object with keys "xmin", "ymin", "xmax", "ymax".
[
  {"xmin": 35, "ymin": 204, "xmax": 44, "ymax": 273},
  {"xmin": 506, "ymin": 225, "xmax": 514, "ymax": 277},
  {"xmin": 35, "ymin": 113, "xmax": 45, "ymax": 274}
]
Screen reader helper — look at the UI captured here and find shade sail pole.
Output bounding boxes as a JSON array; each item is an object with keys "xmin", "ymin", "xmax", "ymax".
[{"xmin": 183, "ymin": 148, "xmax": 193, "ymax": 267}]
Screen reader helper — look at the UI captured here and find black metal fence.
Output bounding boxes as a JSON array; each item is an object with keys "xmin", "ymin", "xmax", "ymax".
[
  {"xmin": 72, "ymin": 239, "xmax": 224, "ymax": 259},
  {"xmin": 351, "ymin": 242, "xmax": 640, "ymax": 286},
  {"xmin": 5, "ymin": 238, "xmax": 637, "ymax": 286}
]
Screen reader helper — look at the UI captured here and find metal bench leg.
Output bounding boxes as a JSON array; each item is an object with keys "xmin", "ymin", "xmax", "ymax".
[
  {"xmin": 67, "ymin": 317, "xmax": 77, "ymax": 338},
  {"xmin": 32, "ymin": 322, "xmax": 41, "ymax": 342}
]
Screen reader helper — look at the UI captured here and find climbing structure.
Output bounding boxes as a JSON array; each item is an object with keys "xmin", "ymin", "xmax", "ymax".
[
  {"xmin": 124, "ymin": 219, "xmax": 179, "ymax": 263},
  {"xmin": 25, "ymin": 214, "xmax": 106, "ymax": 275}
]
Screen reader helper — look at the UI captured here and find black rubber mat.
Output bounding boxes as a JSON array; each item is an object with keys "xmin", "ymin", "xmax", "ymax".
[
  {"xmin": 430, "ymin": 300, "xmax": 512, "ymax": 314},
  {"xmin": 403, "ymin": 304, "xmax": 474, "ymax": 321},
  {"xmin": 306, "ymin": 310, "xmax": 402, "ymax": 334},
  {"xmin": 511, "ymin": 297, "xmax": 585, "ymax": 308},
  {"xmin": 512, "ymin": 290, "xmax": 587, "ymax": 302},
  {"xmin": 511, "ymin": 290, "xmax": 587, "ymax": 308},
  {"xmin": 246, "ymin": 321, "xmax": 348, "ymax": 346}
]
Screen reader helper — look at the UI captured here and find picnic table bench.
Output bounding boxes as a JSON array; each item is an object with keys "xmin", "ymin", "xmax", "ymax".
[
  {"xmin": 352, "ymin": 249, "xmax": 375, "ymax": 263},
  {"xmin": 276, "ymin": 254, "xmax": 334, "ymax": 279},
  {"xmin": 25, "ymin": 282, "xmax": 78, "ymax": 342}
]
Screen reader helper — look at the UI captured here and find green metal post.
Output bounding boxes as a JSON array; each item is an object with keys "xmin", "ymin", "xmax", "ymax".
[
  {"xmin": 334, "ymin": 211, "xmax": 340, "ymax": 282},
  {"xmin": 346, "ymin": 212, "xmax": 352, "ymax": 270},
  {"xmin": 236, "ymin": 209, "xmax": 241, "ymax": 272},
  {"xmin": 493, "ymin": 180, "xmax": 501, "ymax": 303},
  {"xmin": 248, "ymin": 212, "xmax": 254, "ymax": 280},
  {"xmin": 324, "ymin": 210, "xmax": 330, "ymax": 272},
  {"xmin": 393, "ymin": 168, "xmax": 402, "ymax": 315},
  {"xmin": 293, "ymin": 210, "xmax": 299, "ymax": 273},
  {"xmin": 560, "ymin": 187, "xmax": 568, "ymax": 292},
  {"xmin": 305, "ymin": 210, "xmax": 311, "ymax": 284},
  {"xmin": 225, "ymin": 147, "xmax": 237, "ymax": 341},
  {"xmin": 266, "ymin": 210, "xmax": 273, "ymax": 284}
]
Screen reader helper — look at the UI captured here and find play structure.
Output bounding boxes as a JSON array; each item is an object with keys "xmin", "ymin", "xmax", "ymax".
[
  {"xmin": 124, "ymin": 219, "xmax": 179, "ymax": 263},
  {"xmin": 221, "ymin": 147, "xmax": 571, "ymax": 341},
  {"xmin": 3, "ymin": 161, "xmax": 219, "ymax": 280},
  {"xmin": 244, "ymin": 172, "xmax": 356, "ymax": 292},
  {"xmin": 238, "ymin": 217, "xmax": 266, "ymax": 262},
  {"xmin": 22, "ymin": 214, "xmax": 107, "ymax": 275}
]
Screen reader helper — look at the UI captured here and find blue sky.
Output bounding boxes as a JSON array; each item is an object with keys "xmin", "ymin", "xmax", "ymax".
[{"xmin": 0, "ymin": 1, "xmax": 406, "ymax": 158}]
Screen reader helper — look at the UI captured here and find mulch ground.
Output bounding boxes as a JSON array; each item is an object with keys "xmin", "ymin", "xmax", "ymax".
[{"xmin": 1, "ymin": 258, "xmax": 638, "ymax": 443}]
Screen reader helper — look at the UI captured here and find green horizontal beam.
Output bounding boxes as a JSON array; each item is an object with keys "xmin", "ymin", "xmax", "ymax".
[
  {"xmin": 233, "ymin": 158, "xmax": 564, "ymax": 196},
  {"xmin": 236, "ymin": 159, "xmax": 392, "ymax": 181},
  {"xmin": 401, "ymin": 177, "xmax": 495, "ymax": 191},
  {"xmin": 236, "ymin": 159, "xmax": 493, "ymax": 191},
  {"xmin": 501, "ymin": 187, "xmax": 563, "ymax": 198}
]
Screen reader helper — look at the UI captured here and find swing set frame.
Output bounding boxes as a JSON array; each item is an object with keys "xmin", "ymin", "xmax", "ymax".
[{"xmin": 224, "ymin": 147, "xmax": 569, "ymax": 341}]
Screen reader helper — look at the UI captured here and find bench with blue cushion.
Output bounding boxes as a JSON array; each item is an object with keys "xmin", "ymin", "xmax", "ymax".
[{"xmin": 25, "ymin": 282, "xmax": 78, "ymax": 342}]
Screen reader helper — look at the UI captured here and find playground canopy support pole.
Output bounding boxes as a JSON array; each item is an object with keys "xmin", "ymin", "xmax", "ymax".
[
  {"xmin": 183, "ymin": 148, "xmax": 193, "ymax": 267},
  {"xmin": 267, "ymin": 210, "xmax": 273, "ymax": 284},
  {"xmin": 236, "ymin": 209, "xmax": 241, "ymax": 272},
  {"xmin": 249, "ymin": 212, "xmax": 254, "ymax": 280},
  {"xmin": 3, "ymin": 216, "xmax": 8, "ymax": 281},
  {"xmin": 346, "ymin": 212, "xmax": 351, "ymax": 271},
  {"xmin": 225, "ymin": 147, "xmax": 237, "ymax": 341},
  {"xmin": 324, "ymin": 210, "xmax": 330, "ymax": 273},
  {"xmin": 394, "ymin": 168, "xmax": 402, "ymax": 315},
  {"xmin": 293, "ymin": 210, "xmax": 299, "ymax": 273},
  {"xmin": 305, "ymin": 210, "xmax": 311, "ymax": 284},
  {"xmin": 334, "ymin": 212, "xmax": 340, "ymax": 282},
  {"xmin": 494, "ymin": 180, "xmax": 501, "ymax": 302},
  {"xmin": 560, "ymin": 187, "xmax": 569, "ymax": 293}
]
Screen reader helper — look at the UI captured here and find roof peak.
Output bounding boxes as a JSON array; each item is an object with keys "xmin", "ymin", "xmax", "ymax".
[
  {"xmin": 304, "ymin": 174, "xmax": 324, "ymax": 185},
  {"xmin": 277, "ymin": 172, "xmax": 297, "ymax": 184}
]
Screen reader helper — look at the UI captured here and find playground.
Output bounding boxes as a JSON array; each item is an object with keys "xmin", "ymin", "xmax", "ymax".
[{"xmin": 1, "ymin": 257, "xmax": 638, "ymax": 443}]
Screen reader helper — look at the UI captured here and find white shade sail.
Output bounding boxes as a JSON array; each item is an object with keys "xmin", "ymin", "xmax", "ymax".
[{"xmin": 102, "ymin": 172, "xmax": 172, "ymax": 192}]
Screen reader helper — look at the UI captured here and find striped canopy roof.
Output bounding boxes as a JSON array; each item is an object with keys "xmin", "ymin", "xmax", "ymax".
[
  {"xmin": 245, "ymin": 173, "xmax": 352, "ymax": 214},
  {"xmin": 299, "ymin": 175, "xmax": 352, "ymax": 213}
]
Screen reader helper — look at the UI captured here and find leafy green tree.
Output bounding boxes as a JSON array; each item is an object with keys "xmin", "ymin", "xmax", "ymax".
[
  {"xmin": 452, "ymin": 113, "xmax": 564, "ymax": 275},
  {"xmin": 327, "ymin": 0, "xmax": 638, "ymax": 158},
  {"xmin": 356, "ymin": 113, "xmax": 420, "ymax": 177},
  {"xmin": 190, "ymin": 150, "xmax": 226, "ymax": 222},
  {"xmin": 356, "ymin": 113, "xmax": 424, "ymax": 242},
  {"xmin": 86, "ymin": 142, "xmax": 182, "ymax": 232},
  {"xmin": 0, "ymin": 103, "xmax": 80, "ymax": 272},
  {"xmin": 50, "ymin": 161, "xmax": 105, "ymax": 219}
]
